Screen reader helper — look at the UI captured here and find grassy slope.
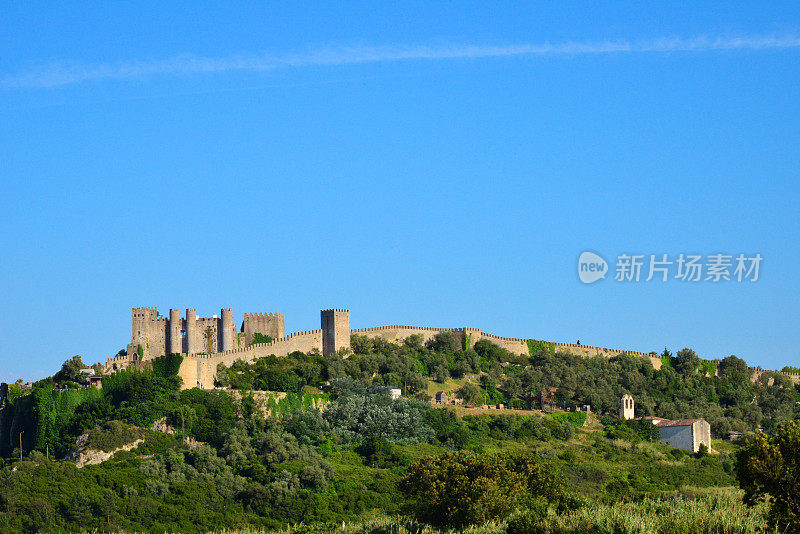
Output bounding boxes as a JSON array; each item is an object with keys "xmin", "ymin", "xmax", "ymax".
[
  {"xmin": 250, "ymin": 488, "xmax": 769, "ymax": 534},
  {"xmin": 331, "ymin": 413, "xmax": 736, "ymax": 506},
  {"xmin": 425, "ymin": 378, "xmax": 467, "ymax": 396}
]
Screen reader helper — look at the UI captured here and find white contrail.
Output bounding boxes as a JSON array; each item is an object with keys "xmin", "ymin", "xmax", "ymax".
[{"xmin": 3, "ymin": 34, "xmax": 799, "ymax": 89}]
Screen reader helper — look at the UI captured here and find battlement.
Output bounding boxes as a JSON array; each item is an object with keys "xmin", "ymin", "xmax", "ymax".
[
  {"xmin": 196, "ymin": 329, "xmax": 325, "ymax": 359},
  {"xmin": 750, "ymin": 367, "xmax": 800, "ymax": 385},
  {"xmin": 116, "ymin": 307, "xmax": 796, "ymax": 390},
  {"xmin": 551, "ymin": 341, "xmax": 652, "ymax": 356},
  {"xmin": 352, "ymin": 325, "xmax": 471, "ymax": 333},
  {"xmin": 132, "ymin": 307, "xmax": 159, "ymax": 318},
  {"xmin": 481, "ymin": 332, "xmax": 527, "ymax": 343},
  {"xmin": 242, "ymin": 311, "xmax": 285, "ymax": 342}
]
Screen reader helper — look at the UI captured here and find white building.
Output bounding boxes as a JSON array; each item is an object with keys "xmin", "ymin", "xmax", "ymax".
[
  {"xmin": 653, "ymin": 418, "xmax": 712, "ymax": 453},
  {"xmin": 626, "ymin": 396, "xmax": 712, "ymax": 453}
]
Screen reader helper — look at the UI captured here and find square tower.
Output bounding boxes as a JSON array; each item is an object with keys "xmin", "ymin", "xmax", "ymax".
[{"xmin": 321, "ymin": 309, "xmax": 350, "ymax": 356}]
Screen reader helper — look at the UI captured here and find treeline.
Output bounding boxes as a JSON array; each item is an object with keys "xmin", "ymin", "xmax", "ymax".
[
  {"xmin": 1, "ymin": 334, "xmax": 797, "ymax": 531},
  {"xmin": 516, "ymin": 348, "xmax": 798, "ymax": 436},
  {"xmin": 217, "ymin": 332, "xmax": 800, "ymax": 435},
  {"xmin": 0, "ymin": 353, "xmax": 584, "ymax": 532}
]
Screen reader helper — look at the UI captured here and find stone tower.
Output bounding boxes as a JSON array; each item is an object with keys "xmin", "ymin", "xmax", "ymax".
[
  {"xmin": 185, "ymin": 308, "xmax": 198, "ymax": 354},
  {"xmin": 242, "ymin": 312, "xmax": 285, "ymax": 344},
  {"xmin": 130, "ymin": 307, "xmax": 160, "ymax": 360},
  {"xmin": 221, "ymin": 308, "xmax": 233, "ymax": 352},
  {"xmin": 620, "ymin": 394, "xmax": 634, "ymax": 420},
  {"xmin": 168, "ymin": 308, "xmax": 182, "ymax": 355},
  {"xmin": 321, "ymin": 308, "xmax": 350, "ymax": 356}
]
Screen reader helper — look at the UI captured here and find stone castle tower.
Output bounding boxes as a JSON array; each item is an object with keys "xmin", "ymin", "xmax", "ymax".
[
  {"xmin": 128, "ymin": 307, "xmax": 284, "ymax": 360},
  {"xmin": 321, "ymin": 308, "xmax": 350, "ymax": 356},
  {"xmin": 620, "ymin": 394, "xmax": 635, "ymax": 420}
]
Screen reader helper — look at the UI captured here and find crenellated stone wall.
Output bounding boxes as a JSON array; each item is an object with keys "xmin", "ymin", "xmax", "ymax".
[
  {"xmin": 749, "ymin": 367, "xmax": 800, "ymax": 385},
  {"xmin": 111, "ymin": 307, "xmax": 800, "ymax": 391},
  {"xmin": 178, "ymin": 329, "xmax": 323, "ymax": 389},
  {"xmin": 125, "ymin": 307, "xmax": 283, "ymax": 361},
  {"xmin": 242, "ymin": 312, "xmax": 285, "ymax": 345}
]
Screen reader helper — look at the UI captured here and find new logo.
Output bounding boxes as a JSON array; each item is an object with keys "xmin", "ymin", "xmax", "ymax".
[{"xmin": 578, "ymin": 251, "xmax": 608, "ymax": 284}]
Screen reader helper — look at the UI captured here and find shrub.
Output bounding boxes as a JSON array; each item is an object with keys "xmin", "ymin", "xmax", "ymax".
[
  {"xmin": 355, "ymin": 436, "xmax": 409, "ymax": 468},
  {"xmin": 87, "ymin": 420, "xmax": 143, "ymax": 452},
  {"xmin": 400, "ymin": 451, "xmax": 562, "ymax": 527},
  {"xmin": 506, "ymin": 498, "xmax": 548, "ymax": 534},
  {"xmin": 551, "ymin": 411, "xmax": 587, "ymax": 428},
  {"xmin": 737, "ymin": 420, "xmax": 800, "ymax": 530},
  {"xmin": 519, "ymin": 493, "xmax": 769, "ymax": 533}
]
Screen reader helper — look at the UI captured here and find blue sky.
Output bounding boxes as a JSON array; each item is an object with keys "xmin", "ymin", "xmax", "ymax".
[{"xmin": 1, "ymin": 2, "xmax": 799, "ymax": 381}]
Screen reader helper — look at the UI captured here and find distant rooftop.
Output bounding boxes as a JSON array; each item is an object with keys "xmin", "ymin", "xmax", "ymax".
[{"xmin": 654, "ymin": 418, "xmax": 704, "ymax": 428}]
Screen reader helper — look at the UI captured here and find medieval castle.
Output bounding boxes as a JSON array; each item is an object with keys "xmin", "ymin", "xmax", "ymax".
[{"xmin": 106, "ymin": 306, "xmax": 669, "ymax": 390}]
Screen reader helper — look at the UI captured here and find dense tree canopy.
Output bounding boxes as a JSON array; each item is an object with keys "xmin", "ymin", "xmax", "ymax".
[
  {"xmin": 737, "ymin": 420, "xmax": 800, "ymax": 530},
  {"xmin": 401, "ymin": 451, "xmax": 563, "ymax": 527},
  {"xmin": 0, "ymin": 336, "xmax": 796, "ymax": 532}
]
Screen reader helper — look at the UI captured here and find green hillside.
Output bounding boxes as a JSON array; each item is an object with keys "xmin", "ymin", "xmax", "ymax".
[{"xmin": 0, "ymin": 335, "xmax": 797, "ymax": 532}]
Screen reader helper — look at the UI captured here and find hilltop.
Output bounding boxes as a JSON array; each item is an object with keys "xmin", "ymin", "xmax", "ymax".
[{"xmin": 0, "ymin": 326, "xmax": 798, "ymax": 532}]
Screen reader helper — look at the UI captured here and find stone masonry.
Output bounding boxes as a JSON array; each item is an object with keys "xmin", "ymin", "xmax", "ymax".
[{"xmin": 109, "ymin": 306, "xmax": 797, "ymax": 391}]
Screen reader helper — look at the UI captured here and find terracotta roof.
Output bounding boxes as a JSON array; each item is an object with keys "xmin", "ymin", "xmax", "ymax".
[
  {"xmin": 654, "ymin": 418, "xmax": 703, "ymax": 428},
  {"xmin": 639, "ymin": 416, "xmax": 670, "ymax": 424}
]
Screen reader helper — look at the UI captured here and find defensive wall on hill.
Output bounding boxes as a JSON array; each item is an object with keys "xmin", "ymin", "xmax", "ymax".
[
  {"xmin": 109, "ymin": 307, "xmax": 800, "ymax": 389},
  {"xmin": 126, "ymin": 307, "xmax": 284, "ymax": 362},
  {"xmin": 550, "ymin": 342, "xmax": 664, "ymax": 370},
  {"xmin": 349, "ymin": 325, "xmax": 664, "ymax": 369},
  {"xmin": 750, "ymin": 366, "xmax": 800, "ymax": 385},
  {"xmin": 178, "ymin": 329, "xmax": 324, "ymax": 389}
]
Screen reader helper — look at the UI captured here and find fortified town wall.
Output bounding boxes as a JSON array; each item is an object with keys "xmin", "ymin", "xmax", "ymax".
[{"xmin": 108, "ymin": 307, "xmax": 797, "ymax": 390}]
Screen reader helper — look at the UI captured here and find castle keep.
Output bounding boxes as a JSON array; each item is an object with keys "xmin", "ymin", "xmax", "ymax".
[
  {"xmin": 127, "ymin": 307, "xmax": 284, "ymax": 360},
  {"xmin": 107, "ymin": 306, "xmax": 668, "ymax": 390}
]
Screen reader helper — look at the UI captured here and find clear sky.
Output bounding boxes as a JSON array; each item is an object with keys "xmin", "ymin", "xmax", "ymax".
[{"xmin": 1, "ymin": 2, "xmax": 799, "ymax": 381}]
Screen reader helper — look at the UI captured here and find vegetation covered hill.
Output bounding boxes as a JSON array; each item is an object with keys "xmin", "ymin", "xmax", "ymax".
[
  {"xmin": 218, "ymin": 332, "xmax": 799, "ymax": 435},
  {"xmin": 0, "ymin": 334, "xmax": 797, "ymax": 532}
]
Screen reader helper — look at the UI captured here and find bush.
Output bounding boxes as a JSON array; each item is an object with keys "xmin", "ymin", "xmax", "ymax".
[
  {"xmin": 670, "ymin": 448, "xmax": 685, "ymax": 460},
  {"xmin": 551, "ymin": 411, "xmax": 587, "ymax": 428},
  {"xmin": 87, "ymin": 420, "xmax": 143, "ymax": 452},
  {"xmin": 425, "ymin": 332, "xmax": 462, "ymax": 354},
  {"xmin": 455, "ymin": 382, "xmax": 484, "ymax": 405},
  {"xmin": 506, "ymin": 498, "xmax": 548, "ymax": 534},
  {"xmin": 737, "ymin": 420, "xmax": 800, "ymax": 530},
  {"xmin": 518, "ymin": 493, "xmax": 769, "ymax": 533},
  {"xmin": 400, "ymin": 451, "xmax": 562, "ymax": 528},
  {"xmin": 324, "ymin": 390, "xmax": 434, "ymax": 445},
  {"xmin": 355, "ymin": 436, "xmax": 409, "ymax": 468},
  {"xmin": 425, "ymin": 408, "xmax": 471, "ymax": 449}
]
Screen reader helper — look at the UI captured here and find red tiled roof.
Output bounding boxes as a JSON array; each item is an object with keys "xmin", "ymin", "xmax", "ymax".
[{"xmin": 655, "ymin": 418, "xmax": 703, "ymax": 428}]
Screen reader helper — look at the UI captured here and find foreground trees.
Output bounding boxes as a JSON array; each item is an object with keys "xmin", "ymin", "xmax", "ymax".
[
  {"xmin": 401, "ymin": 451, "xmax": 563, "ymax": 527},
  {"xmin": 736, "ymin": 420, "xmax": 800, "ymax": 530}
]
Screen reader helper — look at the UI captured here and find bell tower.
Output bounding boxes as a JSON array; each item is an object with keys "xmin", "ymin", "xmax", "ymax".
[{"xmin": 620, "ymin": 394, "xmax": 634, "ymax": 420}]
